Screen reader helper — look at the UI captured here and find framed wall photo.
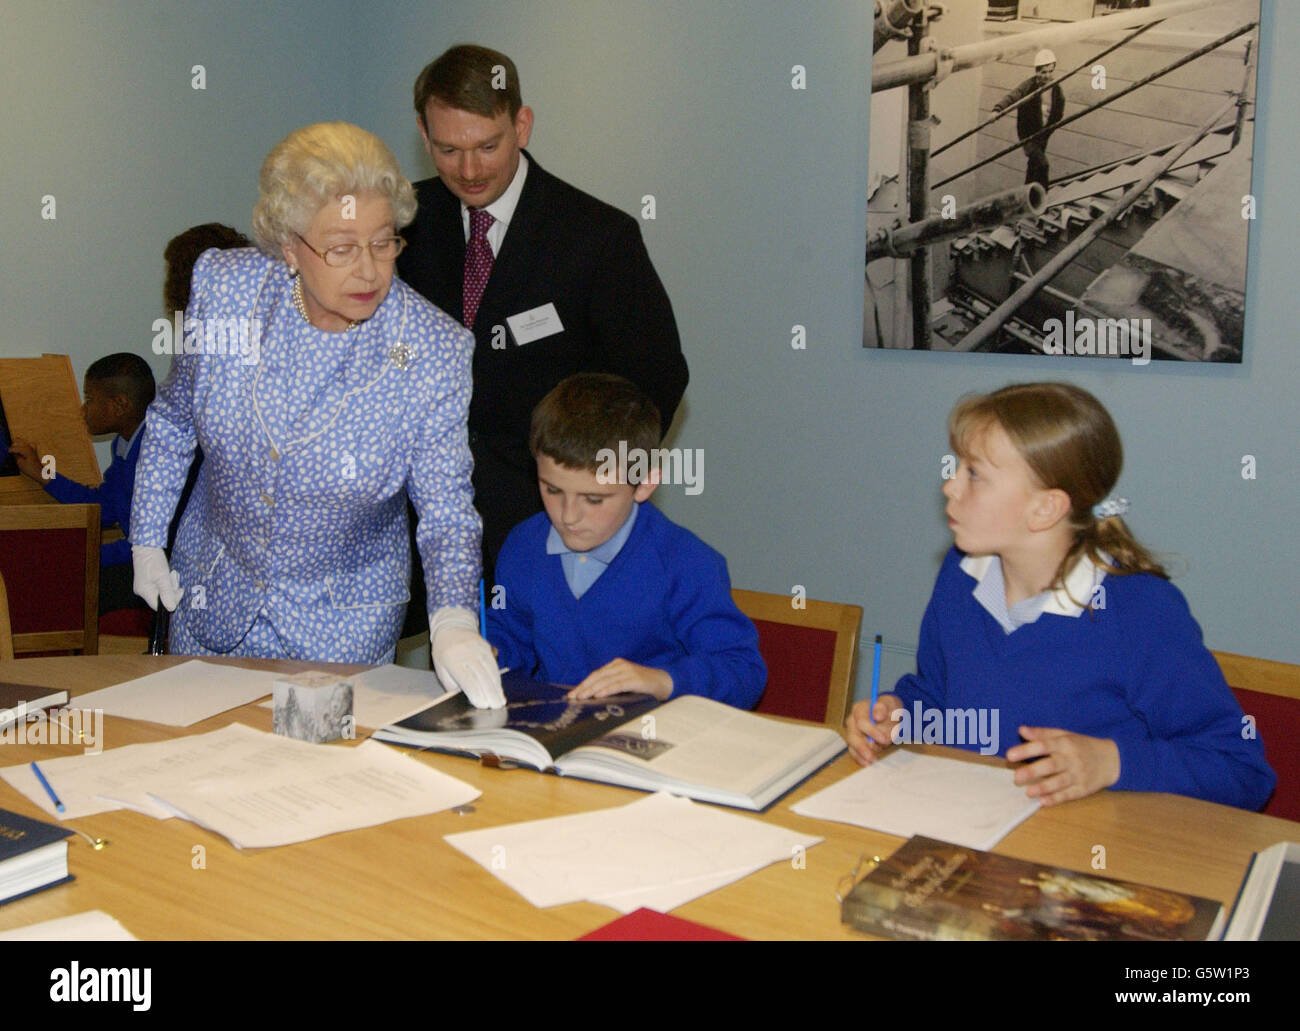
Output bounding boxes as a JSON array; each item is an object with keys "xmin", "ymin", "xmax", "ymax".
[{"xmin": 864, "ymin": 0, "xmax": 1261, "ymax": 364}]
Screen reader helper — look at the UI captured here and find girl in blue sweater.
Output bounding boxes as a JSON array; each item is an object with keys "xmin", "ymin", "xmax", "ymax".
[{"xmin": 844, "ymin": 382, "xmax": 1274, "ymax": 810}]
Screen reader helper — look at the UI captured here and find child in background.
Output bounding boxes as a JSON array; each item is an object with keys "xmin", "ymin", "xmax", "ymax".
[
  {"xmin": 488, "ymin": 373, "xmax": 766, "ymax": 707},
  {"xmin": 844, "ymin": 382, "xmax": 1274, "ymax": 811},
  {"xmin": 10, "ymin": 354, "xmax": 155, "ymax": 611}
]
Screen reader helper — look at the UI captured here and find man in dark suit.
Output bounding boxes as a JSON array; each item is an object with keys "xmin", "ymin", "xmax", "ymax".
[
  {"xmin": 398, "ymin": 45, "xmax": 688, "ymax": 581},
  {"xmin": 993, "ymin": 49, "xmax": 1065, "ymax": 189}
]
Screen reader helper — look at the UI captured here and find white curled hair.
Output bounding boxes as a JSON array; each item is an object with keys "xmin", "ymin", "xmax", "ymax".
[{"xmin": 250, "ymin": 122, "xmax": 416, "ymax": 255}]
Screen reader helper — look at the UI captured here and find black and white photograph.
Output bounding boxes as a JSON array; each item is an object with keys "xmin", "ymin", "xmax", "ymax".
[{"xmin": 865, "ymin": 0, "xmax": 1261, "ymax": 362}]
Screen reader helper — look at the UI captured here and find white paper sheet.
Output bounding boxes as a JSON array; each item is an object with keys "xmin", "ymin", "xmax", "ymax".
[
  {"xmin": 95, "ymin": 722, "xmax": 370, "ymax": 818},
  {"xmin": 1, "ymin": 722, "xmax": 284, "ymax": 819},
  {"xmin": 147, "ymin": 739, "xmax": 479, "ymax": 848},
  {"xmin": 0, "ymin": 910, "xmax": 136, "ymax": 941},
  {"xmin": 72, "ymin": 660, "xmax": 275, "ymax": 727},
  {"xmin": 445, "ymin": 791, "xmax": 820, "ymax": 910},
  {"xmin": 790, "ymin": 749, "xmax": 1040, "ymax": 851}
]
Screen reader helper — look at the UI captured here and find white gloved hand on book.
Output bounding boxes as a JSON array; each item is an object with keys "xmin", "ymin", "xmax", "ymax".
[{"xmin": 430, "ymin": 606, "xmax": 505, "ymax": 709}]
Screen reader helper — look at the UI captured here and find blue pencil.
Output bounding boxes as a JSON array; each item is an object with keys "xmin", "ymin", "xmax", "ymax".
[
  {"xmin": 479, "ymin": 578, "xmax": 487, "ymax": 638},
  {"xmin": 31, "ymin": 761, "xmax": 65, "ymax": 814},
  {"xmin": 870, "ymin": 634, "xmax": 882, "ymax": 722}
]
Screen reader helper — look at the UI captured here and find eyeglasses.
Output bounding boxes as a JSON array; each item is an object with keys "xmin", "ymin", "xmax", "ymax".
[{"xmin": 295, "ymin": 232, "xmax": 406, "ymax": 267}]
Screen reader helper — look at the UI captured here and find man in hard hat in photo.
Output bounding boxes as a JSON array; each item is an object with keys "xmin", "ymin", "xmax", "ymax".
[{"xmin": 993, "ymin": 49, "xmax": 1066, "ymax": 189}]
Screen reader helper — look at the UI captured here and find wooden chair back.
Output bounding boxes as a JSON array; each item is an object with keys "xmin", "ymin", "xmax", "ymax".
[
  {"xmin": 0, "ymin": 503, "xmax": 100, "ymax": 655},
  {"xmin": 732, "ymin": 588, "xmax": 862, "ymax": 727}
]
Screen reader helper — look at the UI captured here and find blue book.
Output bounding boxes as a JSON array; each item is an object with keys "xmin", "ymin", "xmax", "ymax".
[{"xmin": 0, "ymin": 807, "xmax": 74, "ymax": 906}]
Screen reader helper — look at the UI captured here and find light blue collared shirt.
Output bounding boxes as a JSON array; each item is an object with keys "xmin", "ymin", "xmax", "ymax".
[
  {"xmin": 971, "ymin": 555, "xmax": 1052, "ymax": 634},
  {"xmin": 114, "ymin": 421, "xmax": 145, "ymax": 460},
  {"xmin": 963, "ymin": 552, "xmax": 1106, "ymax": 636},
  {"xmin": 546, "ymin": 502, "xmax": 639, "ymax": 599}
]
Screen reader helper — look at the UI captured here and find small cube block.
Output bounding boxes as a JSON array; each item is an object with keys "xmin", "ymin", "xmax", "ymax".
[{"xmin": 272, "ymin": 671, "xmax": 354, "ymax": 743}]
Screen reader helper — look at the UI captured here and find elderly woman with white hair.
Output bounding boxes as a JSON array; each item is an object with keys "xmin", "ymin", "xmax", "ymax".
[{"xmin": 130, "ymin": 122, "xmax": 504, "ymax": 707}]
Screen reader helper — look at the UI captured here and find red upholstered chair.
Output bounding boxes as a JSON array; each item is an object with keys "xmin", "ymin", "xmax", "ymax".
[
  {"xmin": 0, "ymin": 504, "xmax": 100, "ymax": 656},
  {"xmin": 732, "ymin": 588, "xmax": 863, "ymax": 727},
  {"xmin": 1216, "ymin": 651, "xmax": 1300, "ymax": 823}
]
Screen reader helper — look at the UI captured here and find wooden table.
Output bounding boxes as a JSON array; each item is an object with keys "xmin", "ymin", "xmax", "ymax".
[{"xmin": 0, "ymin": 655, "xmax": 1295, "ymax": 940}]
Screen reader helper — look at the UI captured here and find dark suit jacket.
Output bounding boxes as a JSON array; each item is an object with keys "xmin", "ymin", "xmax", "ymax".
[
  {"xmin": 995, "ymin": 78, "xmax": 1065, "ymax": 145},
  {"xmin": 398, "ymin": 152, "xmax": 688, "ymax": 577}
]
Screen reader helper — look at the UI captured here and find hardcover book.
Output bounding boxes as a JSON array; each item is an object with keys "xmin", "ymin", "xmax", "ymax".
[
  {"xmin": 1223, "ymin": 840, "xmax": 1300, "ymax": 940},
  {"xmin": 842, "ymin": 835, "xmax": 1225, "ymax": 941},
  {"xmin": 0, "ymin": 683, "xmax": 70, "ymax": 730},
  {"xmin": 0, "ymin": 807, "xmax": 74, "ymax": 906}
]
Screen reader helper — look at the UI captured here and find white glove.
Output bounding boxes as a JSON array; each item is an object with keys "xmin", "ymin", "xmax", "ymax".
[
  {"xmin": 132, "ymin": 545, "xmax": 184, "ymax": 612},
  {"xmin": 430, "ymin": 605, "xmax": 505, "ymax": 709}
]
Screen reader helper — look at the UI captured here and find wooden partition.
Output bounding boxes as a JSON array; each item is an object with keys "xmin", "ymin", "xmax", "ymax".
[{"xmin": 0, "ymin": 353, "xmax": 101, "ymax": 504}]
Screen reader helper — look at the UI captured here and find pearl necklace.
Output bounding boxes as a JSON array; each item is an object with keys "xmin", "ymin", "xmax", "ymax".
[{"xmin": 292, "ymin": 274, "xmax": 358, "ymax": 332}]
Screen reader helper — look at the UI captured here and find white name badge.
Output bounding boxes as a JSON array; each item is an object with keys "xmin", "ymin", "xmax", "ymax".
[{"xmin": 506, "ymin": 303, "xmax": 565, "ymax": 346}]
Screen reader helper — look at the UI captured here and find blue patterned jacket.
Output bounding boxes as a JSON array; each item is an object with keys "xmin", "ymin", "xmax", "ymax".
[{"xmin": 131, "ymin": 248, "xmax": 480, "ymax": 662}]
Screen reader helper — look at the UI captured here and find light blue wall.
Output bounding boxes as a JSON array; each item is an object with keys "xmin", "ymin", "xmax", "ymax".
[
  {"xmin": 3, "ymin": 2, "xmax": 1294, "ymax": 693},
  {"xmin": 1, "ymin": 0, "xmax": 354, "ymax": 459},
  {"xmin": 363, "ymin": 0, "xmax": 1298, "ymax": 691}
]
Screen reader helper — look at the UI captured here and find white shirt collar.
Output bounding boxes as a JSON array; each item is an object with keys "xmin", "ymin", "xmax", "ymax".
[
  {"xmin": 959, "ymin": 551, "xmax": 1107, "ymax": 620},
  {"xmin": 115, "ymin": 421, "xmax": 145, "ymax": 460},
  {"xmin": 460, "ymin": 153, "xmax": 529, "ymax": 250}
]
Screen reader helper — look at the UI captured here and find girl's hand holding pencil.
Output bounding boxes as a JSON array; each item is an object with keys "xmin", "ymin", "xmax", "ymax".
[{"xmin": 844, "ymin": 694, "xmax": 904, "ymax": 766}]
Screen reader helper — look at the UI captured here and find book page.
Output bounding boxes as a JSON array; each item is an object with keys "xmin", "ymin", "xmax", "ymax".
[{"xmin": 577, "ymin": 695, "xmax": 840, "ymax": 796}]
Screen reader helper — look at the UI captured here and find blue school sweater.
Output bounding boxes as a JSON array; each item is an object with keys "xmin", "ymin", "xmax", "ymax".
[
  {"xmin": 487, "ymin": 504, "xmax": 766, "ymax": 709},
  {"xmin": 894, "ymin": 547, "xmax": 1275, "ymax": 811},
  {"xmin": 44, "ymin": 428, "xmax": 144, "ymax": 568}
]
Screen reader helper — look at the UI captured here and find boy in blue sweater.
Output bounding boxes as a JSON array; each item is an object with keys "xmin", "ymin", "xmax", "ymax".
[
  {"xmin": 844, "ymin": 382, "xmax": 1274, "ymax": 811},
  {"xmin": 10, "ymin": 354, "xmax": 155, "ymax": 611},
  {"xmin": 487, "ymin": 373, "xmax": 766, "ymax": 708}
]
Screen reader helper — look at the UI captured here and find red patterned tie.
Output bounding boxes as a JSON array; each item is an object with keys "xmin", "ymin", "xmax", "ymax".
[{"xmin": 463, "ymin": 208, "xmax": 494, "ymax": 328}]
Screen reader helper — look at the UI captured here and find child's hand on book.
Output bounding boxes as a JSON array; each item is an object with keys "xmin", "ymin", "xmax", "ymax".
[
  {"xmin": 1007, "ymin": 727, "xmax": 1121, "ymax": 805},
  {"xmin": 844, "ymin": 694, "xmax": 903, "ymax": 765},
  {"xmin": 567, "ymin": 659, "xmax": 674, "ymax": 701}
]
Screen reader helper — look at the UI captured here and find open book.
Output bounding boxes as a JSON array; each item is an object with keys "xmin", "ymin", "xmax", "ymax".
[{"xmin": 373, "ymin": 675, "xmax": 845, "ymax": 811}]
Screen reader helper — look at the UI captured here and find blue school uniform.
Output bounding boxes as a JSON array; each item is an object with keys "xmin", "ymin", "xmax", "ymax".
[
  {"xmin": 487, "ymin": 503, "xmax": 766, "ymax": 709},
  {"xmin": 44, "ymin": 425, "xmax": 144, "ymax": 568},
  {"xmin": 894, "ymin": 547, "xmax": 1275, "ymax": 810}
]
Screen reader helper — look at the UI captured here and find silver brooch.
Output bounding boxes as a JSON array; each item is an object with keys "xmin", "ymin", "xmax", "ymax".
[{"xmin": 389, "ymin": 342, "xmax": 413, "ymax": 370}]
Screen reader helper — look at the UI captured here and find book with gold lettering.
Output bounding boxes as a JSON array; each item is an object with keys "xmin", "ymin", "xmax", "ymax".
[{"xmin": 842, "ymin": 836, "xmax": 1224, "ymax": 941}]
